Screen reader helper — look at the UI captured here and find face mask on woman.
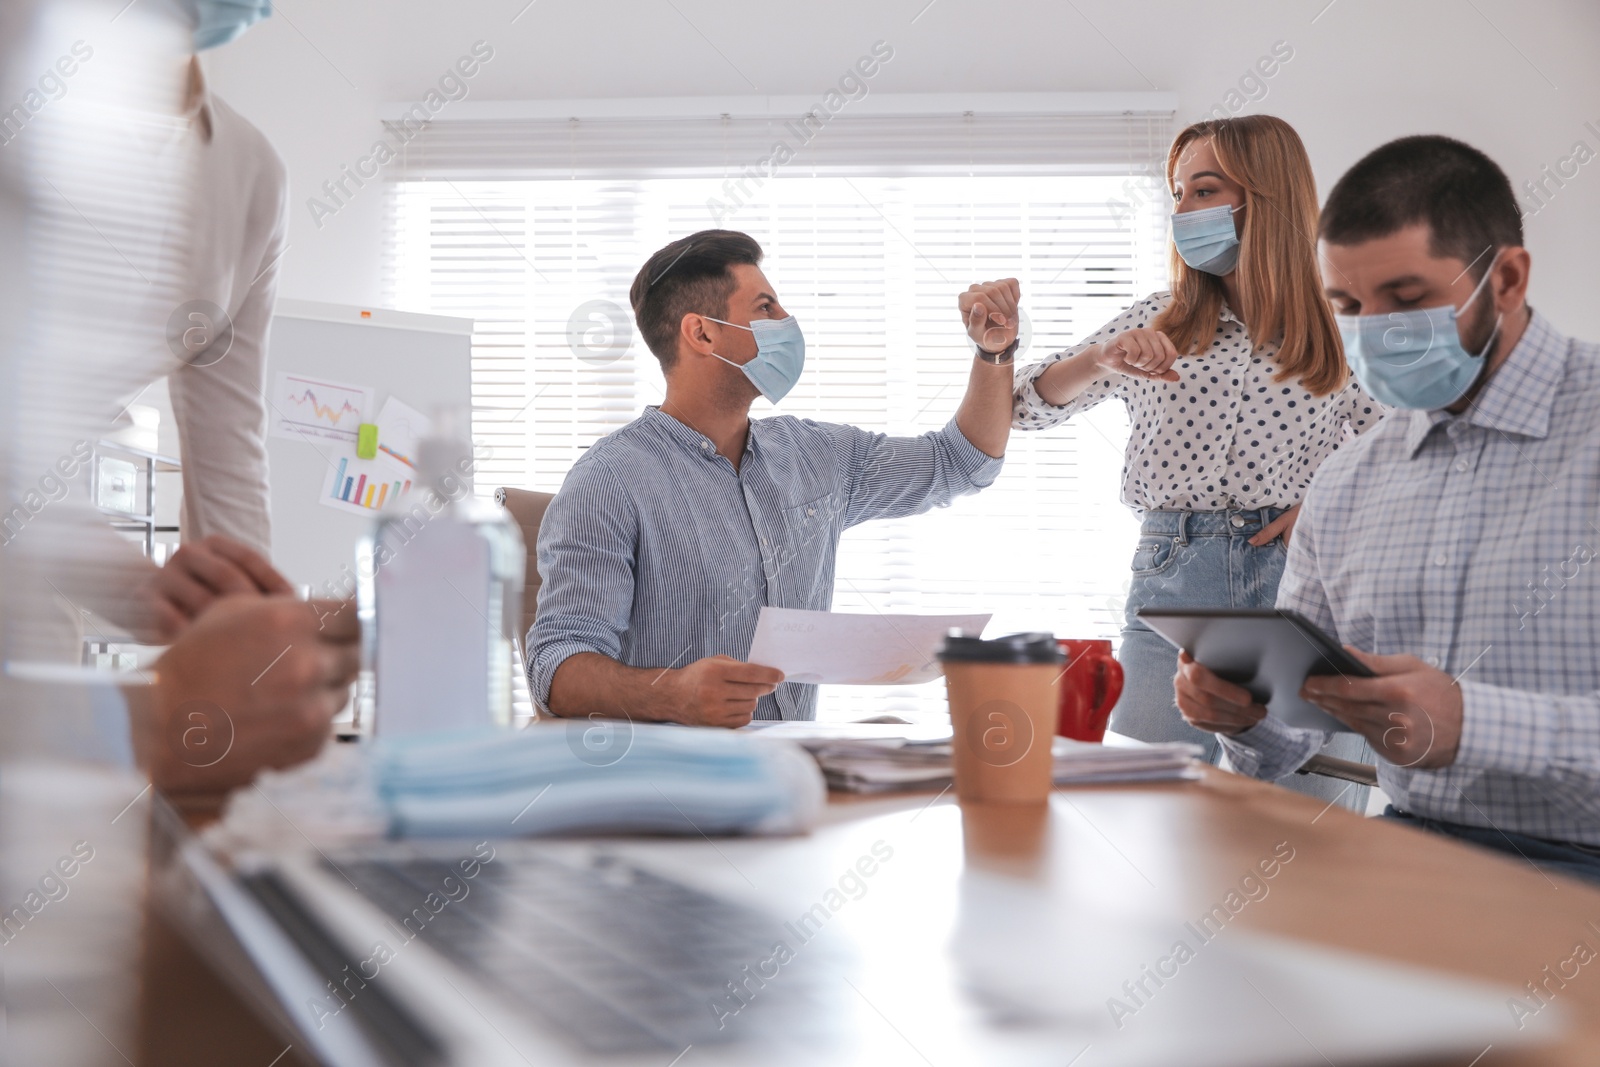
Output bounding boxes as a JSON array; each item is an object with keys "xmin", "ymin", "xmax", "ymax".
[
  {"xmin": 1171, "ymin": 203, "xmax": 1243, "ymax": 276},
  {"xmin": 187, "ymin": 0, "xmax": 272, "ymax": 51}
]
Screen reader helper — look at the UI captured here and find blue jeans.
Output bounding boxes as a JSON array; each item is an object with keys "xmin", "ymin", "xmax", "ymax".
[
  {"xmin": 1112, "ymin": 508, "xmax": 1372, "ymax": 811},
  {"xmin": 1381, "ymin": 806, "xmax": 1600, "ymax": 886}
]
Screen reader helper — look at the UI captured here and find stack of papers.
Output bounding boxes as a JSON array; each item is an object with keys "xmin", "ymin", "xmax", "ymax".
[
  {"xmin": 805, "ymin": 735, "xmax": 1203, "ymax": 794},
  {"xmin": 738, "ymin": 720, "xmax": 956, "ymax": 747}
]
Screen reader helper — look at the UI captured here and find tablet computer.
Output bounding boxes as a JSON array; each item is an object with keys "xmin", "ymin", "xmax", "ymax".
[{"xmin": 1135, "ymin": 608, "xmax": 1370, "ymax": 732}]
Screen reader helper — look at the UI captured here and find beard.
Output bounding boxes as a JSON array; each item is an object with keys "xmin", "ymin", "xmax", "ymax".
[
  {"xmin": 1458, "ymin": 277, "xmax": 1502, "ymax": 360},
  {"xmin": 715, "ymin": 359, "xmax": 763, "ymax": 408},
  {"xmin": 1447, "ymin": 277, "xmax": 1504, "ymax": 410}
]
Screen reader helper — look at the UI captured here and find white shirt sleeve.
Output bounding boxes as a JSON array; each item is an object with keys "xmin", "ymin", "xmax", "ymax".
[
  {"xmin": 1011, "ymin": 298, "xmax": 1157, "ymax": 431},
  {"xmin": 165, "ymin": 93, "xmax": 287, "ymax": 557}
]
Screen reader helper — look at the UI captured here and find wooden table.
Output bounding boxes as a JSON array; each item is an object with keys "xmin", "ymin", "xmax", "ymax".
[
  {"xmin": 902, "ymin": 767, "xmax": 1600, "ymax": 1065},
  {"xmin": 129, "ymin": 764, "xmax": 1600, "ymax": 1065}
]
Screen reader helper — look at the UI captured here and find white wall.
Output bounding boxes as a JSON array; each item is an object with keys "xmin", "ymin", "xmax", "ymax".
[{"xmin": 208, "ymin": 0, "xmax": 1600, "ymax": 337}]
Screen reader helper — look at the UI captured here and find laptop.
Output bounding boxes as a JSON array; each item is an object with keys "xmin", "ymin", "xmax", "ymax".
[{"xmin": 166, "ymin": 801, "xmax": 1557, "ymax": 1066}]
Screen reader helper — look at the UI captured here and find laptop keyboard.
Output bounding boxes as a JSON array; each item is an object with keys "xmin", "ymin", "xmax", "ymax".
[{"xmin": 332, "ymin": 850, "xmax": 843, "ymax": 1054}]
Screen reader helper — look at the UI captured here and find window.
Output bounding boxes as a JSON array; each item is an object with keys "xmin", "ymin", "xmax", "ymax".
[{"xmin": 385, "ymin": 116, "xmax": 1171, "ymax": 720}]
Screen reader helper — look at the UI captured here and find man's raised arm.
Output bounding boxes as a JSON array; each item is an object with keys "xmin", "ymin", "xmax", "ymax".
[{"xmin": 954, "ymin": 277, "xmax": 1021, "ymax": 460}]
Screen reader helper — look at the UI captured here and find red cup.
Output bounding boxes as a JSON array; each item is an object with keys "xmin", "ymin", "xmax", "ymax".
[{"xmin": 1056, "ymin": 638, "xmax": 1124, "ymax": 742}]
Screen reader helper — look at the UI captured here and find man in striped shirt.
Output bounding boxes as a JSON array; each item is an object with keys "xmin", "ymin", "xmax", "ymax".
[
  {"xmin": 1175, "ymin": 136, "xmax": 1600, "ymax": 884},
  {"xmin": 530, "ymin": 230, "xmax": 1018, "ymax": 725}
]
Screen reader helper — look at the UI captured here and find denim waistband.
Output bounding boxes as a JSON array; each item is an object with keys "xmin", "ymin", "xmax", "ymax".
[{"xmin": 1139, "ymin": 507, "xmax": 1287, "ymax": 541}]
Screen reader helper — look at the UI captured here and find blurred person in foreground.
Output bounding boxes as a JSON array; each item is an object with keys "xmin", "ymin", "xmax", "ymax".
[
  {"xmin": 0, "ymin": 0, "xmax": 354, "ymax": 799},
  {"xmin": 102, "ymin": 0, "xmax": 297, "ymax": 645}
]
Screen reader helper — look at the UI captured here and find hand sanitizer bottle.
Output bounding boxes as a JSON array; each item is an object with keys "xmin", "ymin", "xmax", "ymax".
[{"xmin": 356, "ymin": 410, "xmax": 524, "ymax": 737}]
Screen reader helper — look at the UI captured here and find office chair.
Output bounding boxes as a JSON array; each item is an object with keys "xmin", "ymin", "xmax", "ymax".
[
  {"xmin": 1297, "ymin": 753, "xmax": 1379, "ymax": 787},
  {"xmin": 495, "ymin": 487, "xmax": 555, "ymax": 725},
  {"xmin": 493, "ymin": 487, "xmax": 555, "ymax": 642}
]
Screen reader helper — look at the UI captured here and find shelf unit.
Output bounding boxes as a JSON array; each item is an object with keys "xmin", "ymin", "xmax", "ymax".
[
  {"xmin": 84, "ymin": 440, "xmax": 182, "ymax": 670},
  {"xmin": 93, "ymin": 439, "xmax": 181, "ymax": 559}
]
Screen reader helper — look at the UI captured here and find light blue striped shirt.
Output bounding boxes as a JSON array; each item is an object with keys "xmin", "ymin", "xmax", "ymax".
[
  {"xmin": 1221, "ymin": 312, "xmax": 1600, "ymax": 845},
  {"xmin": 529, "ymin": 408, "xmax": 1003, "ymax": 720}
]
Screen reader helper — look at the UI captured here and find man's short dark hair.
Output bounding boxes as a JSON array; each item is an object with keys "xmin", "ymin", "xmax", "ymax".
[
  {"xmin": 629, "ymin": 230, "xmax": 764, "ymax": 370},
  {"xmin": 1319, "ymin": 135, "xmax": 1523, "ymax": 280}
]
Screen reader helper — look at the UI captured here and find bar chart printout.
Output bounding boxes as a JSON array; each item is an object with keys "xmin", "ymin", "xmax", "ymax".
[{"xmin": 320, "ymin": 450, "xmax": 414, "ymax": 517}]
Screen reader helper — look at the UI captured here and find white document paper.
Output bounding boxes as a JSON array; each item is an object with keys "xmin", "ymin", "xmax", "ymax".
[
  {"xmin": 745, "ymin": 606, "xmax": 990, "ymax": 685},
  {"xmin": 739, "ymin": 721, "xmax": 954, "ymax": 747},
  {"xmin": 374, "ymin": 395, "xmax": 431, "ymax": 475}
]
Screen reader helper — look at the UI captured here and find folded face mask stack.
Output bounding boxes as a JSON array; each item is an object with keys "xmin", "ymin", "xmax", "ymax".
[
  {"xmin": 372, "ymin": 720, "xmax": 826, "ymax": 839},
  {"xmin": 208, "ymin": 721, "xmax": 827, "ymax": 851}
]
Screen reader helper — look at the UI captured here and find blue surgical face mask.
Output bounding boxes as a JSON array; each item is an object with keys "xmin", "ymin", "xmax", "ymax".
[
  {"xmin": 187, "ymin": 0, "xmax": 272, "ymax": 51},
  {"xmin": 704, "ymin": 315, "xmax": 806, "ymax": 404},
  {"xmin": 1171, "ymin": 203, "xmax": 1243, "ymax": 276},
  {"xmin": 1336, "ymin": 255, "xmax": 1503, "ymax": 410}
]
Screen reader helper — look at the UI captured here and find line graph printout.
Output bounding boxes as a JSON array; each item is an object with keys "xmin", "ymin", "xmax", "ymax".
[{"xmin": 270, "ymin": 372, "xmax": 375, "ymax": 445}]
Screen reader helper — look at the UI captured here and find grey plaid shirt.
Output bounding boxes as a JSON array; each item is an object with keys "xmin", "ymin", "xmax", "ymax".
[{"xmin": 1221, "ymin": 312, "xmax": 1600, "ymax": 845}]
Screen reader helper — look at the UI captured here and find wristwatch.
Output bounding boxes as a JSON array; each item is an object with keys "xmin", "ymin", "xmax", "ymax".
[{"xmin": 975, "ymin": 337, "xmax": 1019, "ymax": 365}]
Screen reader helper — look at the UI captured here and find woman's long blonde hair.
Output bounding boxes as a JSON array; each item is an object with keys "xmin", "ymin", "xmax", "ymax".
[{"xmin": 1152, "ymin": 115, "xmax": 1345, "ymax": 396}]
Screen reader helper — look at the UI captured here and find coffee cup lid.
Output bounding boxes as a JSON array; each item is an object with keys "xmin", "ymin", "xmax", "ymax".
[{"xmin": 937, "ymin": 631, "xmax": 1063, "ymax": 664}]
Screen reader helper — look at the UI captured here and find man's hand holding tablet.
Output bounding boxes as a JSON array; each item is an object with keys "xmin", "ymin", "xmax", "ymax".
[
  {"xmin": 1298, "ymin": 649, "xmax": 1463, "ymax": 769},
  {"xmin": 1170, "ymin": 616, "xmax": 1464, "ymax": 769}
]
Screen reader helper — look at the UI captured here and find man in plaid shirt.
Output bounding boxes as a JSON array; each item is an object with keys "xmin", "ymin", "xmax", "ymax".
[{"xmin": 1175, "ymin": 135, "xmax": 1600, "ymax": 885}]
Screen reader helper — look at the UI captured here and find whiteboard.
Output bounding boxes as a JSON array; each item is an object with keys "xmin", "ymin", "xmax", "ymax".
[{"xmin": 263, "ymin": 300, "xmax": 473, "ymax": 594}]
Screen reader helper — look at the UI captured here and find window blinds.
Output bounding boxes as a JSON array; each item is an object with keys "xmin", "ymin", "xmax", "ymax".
[
  {"xmin": 384, "ymin": 110, "xmax": 1172, "ymax": 721},
  {"xmin": 388, "ymin": 110, "xmax": 1173, "ymax": 180}
]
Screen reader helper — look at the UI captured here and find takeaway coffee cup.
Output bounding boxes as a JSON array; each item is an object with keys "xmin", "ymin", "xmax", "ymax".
[{"xmin": 938, "ymin": 632, "xmax": 1064, "ymax": 804}]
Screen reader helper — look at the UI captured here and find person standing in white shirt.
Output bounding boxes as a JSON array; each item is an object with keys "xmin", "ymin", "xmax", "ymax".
[
  {"xmin": 11, "ymin": 1, "xmax": 292, "ymax": 651},
  {"xmin": 122, "ymin": 4, "xmax": 295, "ymax": 641},
  {"xmin": 0, "ymin": 0, "xmax": 358, "ymax": 794},
  {"xmin": 165, "ymin": 53, "xmax": 284, "ymax": 556},
  {"xmin": 1011, "ymin": 116, "xmax": 1382, "ymax": 801}
]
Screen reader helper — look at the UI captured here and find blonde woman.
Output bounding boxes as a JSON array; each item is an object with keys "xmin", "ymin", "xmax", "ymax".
[{"xmin": 1013, "ymin": 116, "xmax": 1383, "ymax": 793}]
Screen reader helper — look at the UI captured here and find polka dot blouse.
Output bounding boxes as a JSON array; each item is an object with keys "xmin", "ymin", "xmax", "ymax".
[{"xmin": 1012, "ymin": 292, "xmax": 1386, "ymax": 512}]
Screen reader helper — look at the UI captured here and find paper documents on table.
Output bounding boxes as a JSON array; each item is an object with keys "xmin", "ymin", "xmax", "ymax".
[
  {"xmin": 810, "ymin": 736, "xmax": 1203, "ymax": 794},
  {"xmin": 745, "ymin": 606, "xmax": 990, "ymax": 685},
  {"xmin": 740, "ymin": 720, "xmax": 954, "ymax": 749}
]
